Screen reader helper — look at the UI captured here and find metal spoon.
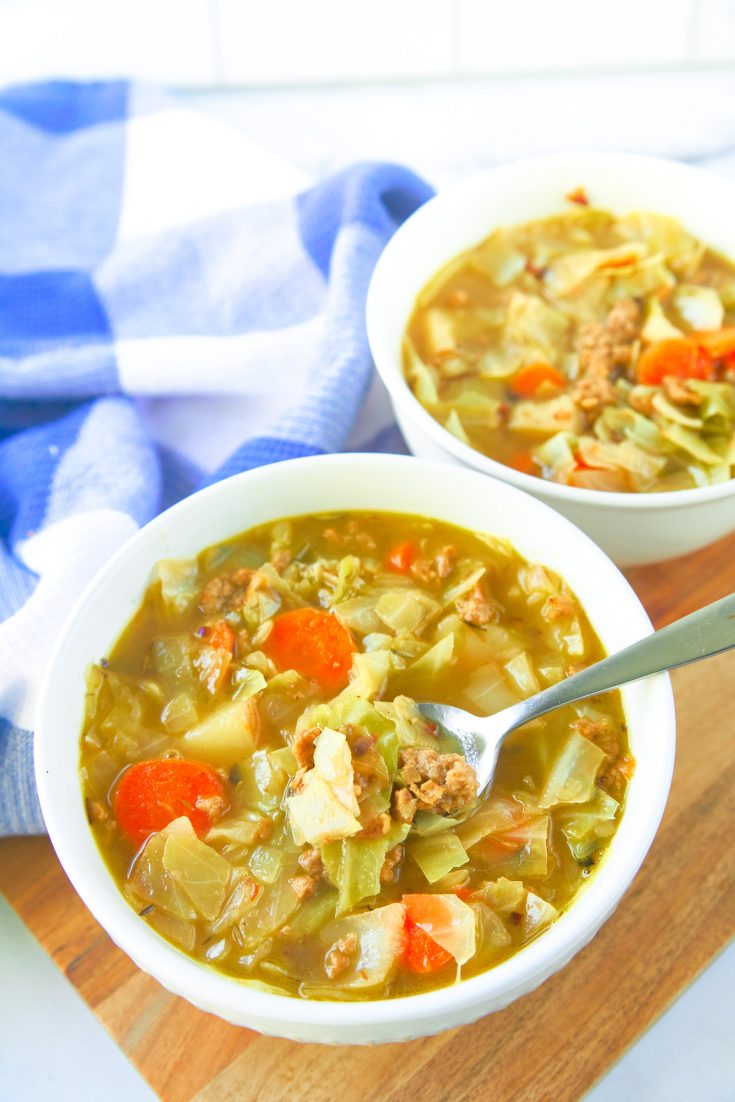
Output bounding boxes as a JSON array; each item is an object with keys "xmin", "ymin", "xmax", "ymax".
[{"xmin": 418, "ymin": 591, "xmax": 735, "ymax": 797}]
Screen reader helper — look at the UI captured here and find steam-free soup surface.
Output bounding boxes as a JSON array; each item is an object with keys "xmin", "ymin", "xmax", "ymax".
[
  {"xmin": 81, "ymin": 512, "xmax": 632, "ymax": 1000},
  {"xmin": 404, "ymin": 201, "xmax": 735, "ymax": 492}
]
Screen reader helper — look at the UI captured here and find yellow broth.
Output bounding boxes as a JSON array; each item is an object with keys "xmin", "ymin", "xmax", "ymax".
[
  {"xmin": 80, "ymin": 512, "xmax": 632, "ymax": 999},
  {"xmin": 404, "ymin": 204, "xmax": 735, "ymax": 492}
]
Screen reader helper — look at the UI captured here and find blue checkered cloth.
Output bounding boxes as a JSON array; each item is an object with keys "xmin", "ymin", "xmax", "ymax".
[{"xmin": 0, "ymin": 80, "xmax": 433, "ymax": 835}]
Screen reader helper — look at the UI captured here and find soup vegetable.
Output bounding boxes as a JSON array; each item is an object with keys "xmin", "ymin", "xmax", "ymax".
[
  {"xmin": 81, "ymin": 512, "xmax": 632, "ymax": 1000},
  {"xmin": 404, "ymin": 199, "xmax": 735, "ymax": 492}
]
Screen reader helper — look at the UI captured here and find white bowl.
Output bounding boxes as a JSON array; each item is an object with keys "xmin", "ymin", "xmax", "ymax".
[
  {"xmin": 36, "ymin": 453, "xmax": 675, "ymax": 1044},
  {"xmin": 366, "ymin": 153, "xmax": 735, "ymax": 567}
]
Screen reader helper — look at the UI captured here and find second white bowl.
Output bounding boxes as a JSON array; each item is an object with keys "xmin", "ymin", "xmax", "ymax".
[{"xmin": 366, "ymin": 153, "xmax": 735, "ymax": 567}]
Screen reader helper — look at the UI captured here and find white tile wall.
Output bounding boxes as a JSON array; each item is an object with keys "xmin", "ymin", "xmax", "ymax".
[
  {"xmin": 0, "ymin": 0, "xmax": 732, "ymax": 88},
  {"xmin": 458, "ymin": 0, "xmax": 693, "ymax": 75},
  {"xmin": 213, "ymin": 0, "xmax": 454, "ymax": 85},
  {"xmin": 693, "ymin": 0, "xmax": 735, "ymax": 63},
  {"xmin": 0, "ymin": 0, "xmax": 217, "ymax": 86}
]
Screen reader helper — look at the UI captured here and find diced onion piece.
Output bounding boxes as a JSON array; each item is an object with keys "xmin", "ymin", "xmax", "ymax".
[{"xmin": 155, "ymin": 558, "xmax": 199, "ymax": 614}]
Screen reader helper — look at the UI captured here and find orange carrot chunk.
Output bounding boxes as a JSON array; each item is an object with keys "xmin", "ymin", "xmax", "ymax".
[
  {"xmin": 113, "ymin": 758, "xmax": 227, "ymax": 846},
  {"xmin": 386, "ymin": 540, "xmax": 417, "ymax": 574},
  {"xmin": 508, "ymin": 450, "xmax": 538, "ymax": 476},
  {"xmin": 695, "ymin": 326, "xmax": 735, "ymax": 360},
  {"xmin": 401, "ymin": 915, "xmax": 452, "ymax": 974},
  {"xmin": 263, "ymin": 607, "xmax": 355, "ymax": 691},
  {"xmin": 510, "ymin": 362, "xmax": 566, "ymax": 398},
  {"xmin": 637, "ymin": 338, "xmax": 713, "ymax": 385}
]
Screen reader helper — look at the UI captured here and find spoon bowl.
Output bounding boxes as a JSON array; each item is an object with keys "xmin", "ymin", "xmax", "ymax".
[{"xmin": 419, "ymin": 591, "xmax": 735, "ymax": 795}]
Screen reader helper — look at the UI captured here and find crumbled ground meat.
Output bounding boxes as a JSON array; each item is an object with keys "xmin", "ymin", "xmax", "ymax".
[
  {"xmin": 606, "ymin": 298, "xmax": 641, "ymax": 344},
  {"xmin": 392, "ymin": 787, "xmax": 418, "ymax": 824},
  {"xmin": 292, "ymin": 726, "xmax": 320, "ymax": 771},
  {"xmin": 195, "ymin": 793, "xmax": 228, "ymax": 819},
  {"xmin": 456, "ymin": 583, "xmax": 499, "ymax": 627},
  {"xmin": 662, "ymin": 375, "xmax": 703, "ymax": 406},
  {"xmin": 199, "ymin": 568, "xmax": 253, "ymax": 613},
  {"xmin": 572, "ymin": 299, "xmax": 641, "ymax": 418},
  {"xmin": 298, "ymin": 847, "xmax": 326, "ymax": 879},
  {"xmin": 541, "ymin": 594, "xmax": 576, "ymax": 622},
  {"xmin": 288, "ymin": 874, "xmax": 317, "ymax": 901},
  {"xmin": 356, "ymin": 813, "xmax": 391, "ymax": 839},
  {"xmin": 573, "ymin": 717, "xmax": 619, "ymax": 759},
  {"xmin": 398, "ymin": 747, "xmax": 478, "ymax": 816},
  {"xmin": 380, "ymin": 843, "xmax": 404, "ymax": 884},
  {"xmin": 85, "ymin": 798, "xmax": 108, "ymax": 824},
  {"xmin": 597, "ymin": 754, "xmax": 636, "ymax": 801},
  {"xmin": 410, "ymin": 545, "xmax": 458, "ymax": 586},
  {"xmin": 628, "ymin": 387, "xmax": 656, "ymax": 416},
  {"xmin": 325, "ymin": 934, "xmax": 358, "ymax": 980},
  {"xmin": 322, "ymin": 521, "xmax": 376, "ymax": 551}
]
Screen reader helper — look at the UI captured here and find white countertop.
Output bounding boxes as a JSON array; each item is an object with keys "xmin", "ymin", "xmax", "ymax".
[{"xmin": 2, "ymin": 70, "xmax": 734, "ymax": 1100}]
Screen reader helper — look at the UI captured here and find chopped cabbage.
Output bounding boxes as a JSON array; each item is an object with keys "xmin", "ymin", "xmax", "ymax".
[
  {"xmin": 509, "ymin": 395, "xmax": 582, "ymax": 437},
  {"xmin": 504, "ymin": 652, "xmax": 541, "ymax": 697},
  {"xmin": 471, "ymin": 229, "xmax": 527, "ymax": 286},
  {"xmin": 673, "ymin": 285, "xmax": 724, "ymax": 331},
  {"xmin": 559, "ymin": 789, "xmax": 620, "ymax": 861},
  {"xmin": 160, "ymin": 692, "xmax": 198, "ymax": 734},
  {"xmin": 463, "ymin": 662, "xmax": 518, "ymax": 714},
  {"xmin": 524, "ymin": 891, "xmax": 559, "ymax": 935},
  {"xmin": 661, "ymin": 422, "xmax": 725, "ymax": 465},
  {"xmin": 651, "ymin": 392, "xmax": 703, "ymax": 429},
  {"xmin": 154, "ymin": 558, "xmax": 199, "ymax": 614},
  {"xmin": 407, "ymin": 830, "xmax": 469, "ymax": 884},
  {"xmin": 405, "ymin": 632, "xmax": 455, "ymax": 678},
  {"xmin": 375, "ymin": 589, "xmax": 440, "ymax": 633},
  {"xmin": 504, "ymin": 292, "xmax": 570, "ymax": 359},
  {"xmin": 161, "ymin": 818, "xmax": 232, "ymax": 922},
  {"xmin": 323, "ymin": 826, "xmax": 409, "ymax": 914},
  {"xmin": 318, "ymin": 902, "xmax": 406, "ymax": 989},
  {"xmin": 641, "ymin": 299, "xmax": 683, "ymax": 342},
  {"xmin": 539, "ymin": 730, "xmax": 606, "ymax": 807},
  {"xmin": 456, "ymin": 798, "xmax": 524, "ymax": 851},
  {"xmin": 404, "ymin": 338, "xmax": 439, "ymax": 404},
  {"xmin": 445, "ymin": 409, "xmax": 472, "ymax": 446},
  {"xmin": 286, "ymin": 727, "xmax": 362, "ymax": 847}
]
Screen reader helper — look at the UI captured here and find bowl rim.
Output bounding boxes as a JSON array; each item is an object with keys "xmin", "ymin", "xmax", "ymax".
[
  {"xmin": 35, "ymin": 452, "xmax": 676, "ymax": 1032},
  {"xmin": 366, "ymin": 150, "xmax": 735, "ymax": 512}
]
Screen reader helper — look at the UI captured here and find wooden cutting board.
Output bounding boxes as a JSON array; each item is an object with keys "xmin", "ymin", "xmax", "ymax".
[{"xmin": 2, "ymin": 531, "xmax": 735, "ymax": 1102}]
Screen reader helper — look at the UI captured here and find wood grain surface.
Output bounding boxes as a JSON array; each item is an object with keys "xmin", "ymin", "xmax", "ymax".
[{"xmin": 2, "ymin": 532, "xmax": 734, "ymax": 1102}]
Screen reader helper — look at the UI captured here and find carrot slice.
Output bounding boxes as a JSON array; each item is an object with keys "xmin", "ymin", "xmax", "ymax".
[
  {"xmin": 386, "ymin": 540, "xmax": 417, "ymax": 574},
  {"xmin": 113, "ymin": 758, "xmax": 227, "ymax": 846},
  {"xmin": 401, "ymin": 915, "xmax": 452, "ymax": 974},
  {"xmin": 637, "ymin": 338, "xmax": 713, "ymax": 385},
  {"xmin": 695, "ymin": 326, "xmax": 735, "ymax": 360},
  {"xmin": 508, "ymin": 450, "xmax": 538, "ymax": 476},
  {"xmin": 510, "ymin": 362, "xmax": 566, "ymax": 398},
  {"xmin": 263, "ymin": 607, "xmax": 355, "ymax": 691}
]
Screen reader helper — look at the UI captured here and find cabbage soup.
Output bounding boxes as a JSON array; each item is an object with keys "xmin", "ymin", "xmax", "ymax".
[
  {"xmin": 80, "ymin": 512, "xmax": 632, "ymax": 999},
  {"xmin": 404, "ymin": 200, "xmax": 735, "ymax": 492}
]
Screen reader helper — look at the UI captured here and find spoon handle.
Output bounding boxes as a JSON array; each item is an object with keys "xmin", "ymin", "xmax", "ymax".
[{"xmin": 513, "ymin": 591, "xmax": 735, "ymax": 727}]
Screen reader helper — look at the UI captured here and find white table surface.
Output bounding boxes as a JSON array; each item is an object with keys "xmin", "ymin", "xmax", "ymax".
[{"xmin": 2, "ymin": 69, "xmax": 734, "ymax": 1101}]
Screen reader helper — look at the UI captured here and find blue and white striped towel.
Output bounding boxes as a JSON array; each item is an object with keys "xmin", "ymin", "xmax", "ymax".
[{"xmin": 0, "ymin": 80, "xmax": 433, "ymax": 836}]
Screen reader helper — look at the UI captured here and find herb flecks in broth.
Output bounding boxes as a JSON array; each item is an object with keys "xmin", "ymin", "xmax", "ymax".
[
  {"xmin": 405, "ymin": 205, "xmax": 735, "ymax": 492},
  {"xmin": 80, "ymin": 512, "xmax": 632, "ymax": 1000}
]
